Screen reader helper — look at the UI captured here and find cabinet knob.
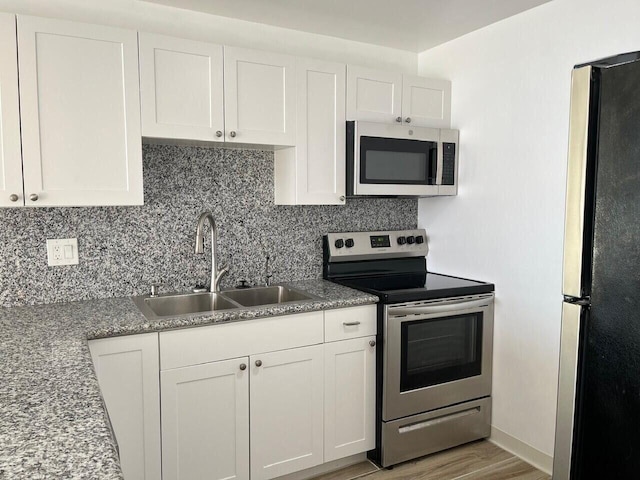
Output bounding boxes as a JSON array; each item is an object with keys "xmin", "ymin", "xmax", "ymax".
[
  {"xmin": 369, "ymin": 340, "xmax": 376, "ymax": 347},
  {"xmin": 395, "ymin": 116, "xmax": 402, "ymax": 123},
  {"xmin": 240, "ymin": 363, "xmax": 247, "ymax": 371},
  {"xmin": 405, "ymin": 117, "xmax": 412, "ymax": 124},
  {"xmin": 9, "ymin": 194, "xmax": 19, "ymax": 202},
  {"xmin": 255, "ymin": 360, "xmax": 262, "ymax": 367},
  {"xmin": 339, "ymin": 195, "xmax": 345, "ymax": 202},
  {"xmin": 29, "ymin": 194, "xmax": 38, "ymax": 202},
  {"xmin": 230, "ymin": 131, "xmax": 237, "ymax": 138},
  {"xmin": 216, "ymin": 130, "xmax": 223, "ymax": 138}
]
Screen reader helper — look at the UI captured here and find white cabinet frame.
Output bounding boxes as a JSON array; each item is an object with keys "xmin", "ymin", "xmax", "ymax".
[
  {"xmin": 17, "ymin": 15, "xmax": 143, "ymax": 206},
  {"xmin": 139, "ymin": 33, "xmax": 225, "ymax": 142},
  {"xmin": 0, "ymin": 13, "xmax": 24, "ymax": 207}
]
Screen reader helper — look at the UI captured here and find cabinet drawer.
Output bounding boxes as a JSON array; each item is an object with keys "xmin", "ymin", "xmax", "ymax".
[
  {"xmin": 160, "ymin": 311, "xmax": 324, "ymax": 370},
  {"xmin": 324, "ymin": 305, "xmax": 377, "ymax": 342}
]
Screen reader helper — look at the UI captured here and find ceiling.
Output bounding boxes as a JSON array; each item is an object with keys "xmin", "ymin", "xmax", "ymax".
[{"xmin": 142, "ymin": 0, "xmax": 552, "ymax": 52}]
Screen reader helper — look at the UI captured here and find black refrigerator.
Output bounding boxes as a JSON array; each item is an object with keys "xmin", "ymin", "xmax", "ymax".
[{"xmin": 554, "ymin": 51, "xmax": 640, "ymax": 479}]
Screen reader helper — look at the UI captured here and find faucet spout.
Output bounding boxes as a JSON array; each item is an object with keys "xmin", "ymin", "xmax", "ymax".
[{"xmin": 195, "ymin": 212, "xmax": 227, "ymax": 292}]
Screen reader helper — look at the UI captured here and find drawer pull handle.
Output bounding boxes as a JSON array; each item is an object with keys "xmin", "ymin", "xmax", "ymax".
[
  {"xmin": 398, "ymin": 407, "xmax": 481, "ymax": 434},
  {"xmin": 343, "ymin": 321, "xmax": 361, "ymax": 326}
]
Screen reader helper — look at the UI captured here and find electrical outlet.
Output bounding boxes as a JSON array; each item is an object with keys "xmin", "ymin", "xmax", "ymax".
[{"xmin": 47, "ymin": 238, "xmax": 79, "ymax": 266}]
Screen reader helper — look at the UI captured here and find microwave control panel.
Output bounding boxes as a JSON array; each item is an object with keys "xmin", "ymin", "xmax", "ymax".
[{"xmin": 442, "ymin": 143, "xmax": 456, "ymax": 186}]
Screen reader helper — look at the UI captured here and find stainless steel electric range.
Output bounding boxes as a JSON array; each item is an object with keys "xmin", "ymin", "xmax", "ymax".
[{"xmin": 323, "ymin": 229, "xmax": 495, "ymax": 467}]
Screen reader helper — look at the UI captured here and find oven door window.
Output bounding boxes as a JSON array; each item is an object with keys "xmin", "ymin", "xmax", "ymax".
[
  {"xmin": 360, "ymin": 136, "xmax": 437, "ymax": 185},
  {"xmin": 400, "ymin": 313, "xmax": 483, "ymax": 392}
]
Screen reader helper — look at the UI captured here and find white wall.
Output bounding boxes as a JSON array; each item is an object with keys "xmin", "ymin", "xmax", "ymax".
[
  {"xmin": 418, "ymin": 0, "xmax": 640, "ymax": 464},
  {"xmin": 0, "ymin": 0, "xmax": 416, "ymax": 73}
]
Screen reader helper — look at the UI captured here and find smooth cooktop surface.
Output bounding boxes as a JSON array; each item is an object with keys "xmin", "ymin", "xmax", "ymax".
[{"xmin": 338, "ymin": 272, "xmax": 494, "ymax": 303}]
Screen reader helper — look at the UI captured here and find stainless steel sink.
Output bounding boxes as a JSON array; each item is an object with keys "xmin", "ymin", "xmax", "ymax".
[
  {"xmin": 132, "ymin": 285, "xmax": 320, "ymax": 320},
  {"xmin": 133, "ymin": 292, "xmax": 240, "ymax": 319},
  {"xmin": 221, "ymin": 286, "xmax": 317, "ymax": 307}
]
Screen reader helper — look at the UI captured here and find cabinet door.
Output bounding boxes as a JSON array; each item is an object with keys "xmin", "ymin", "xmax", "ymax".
[
  {"xmin": 17, "ymin": 15, "xmax": 143, "ymax": 206},
  {"xmin": 224, "ymin": 46, "xmax": 296, "ymax": 146},
  {"xmin": 401, "ymin": 74, "xmax": 451, "ymax": 128},
  {"xmin": 0, "ymin": 14, "xmax": 24, "ymax": 207},
  {"xmin": 161, "ymin": 358, "xmax": 250, "ymax": 480},
  {"xmin": 275, "ymin": 58, "xmax": 345, "ymax": 205},
  {"xmin": 250, "ymin": 345, "xmax": 323, "ymax": 480},
  {"xmin": 324, "ymin": 336, "xmax": 376, "ymax": 462},
  {"xmin": 139, "ymin": 33, "xmax": 224, "ymax": 142},
  {"xmin": 89, "ymin": 333, "xmax": 161, "ymax": 480},
  {"xmin": 346, "ymin": 65, "xmax": 402, "ymax": 123}
]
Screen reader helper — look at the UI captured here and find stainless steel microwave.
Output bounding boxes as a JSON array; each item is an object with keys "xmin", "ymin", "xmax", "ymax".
[{"xmin": 346, "ymin": 121, "xmax": 459, "ymax": 197}]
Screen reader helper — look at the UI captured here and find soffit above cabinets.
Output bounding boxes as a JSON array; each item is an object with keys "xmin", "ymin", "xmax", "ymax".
[{"xmin": 140, "ymin": 0, "xmax": 552, "ymax": 52}]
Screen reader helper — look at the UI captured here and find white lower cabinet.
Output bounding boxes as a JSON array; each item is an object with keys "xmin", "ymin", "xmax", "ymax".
[
  {"xmin": 324, "ymin": 336, "xmax": 377, "ymax": 462},
  {"xmin": 88, "ymin": 333, "xmax": 161, "ymax": 480},
  {"xmin": 161, "ymin": 357, "xmax": 250, "ymax": 480},
  {"xmin": 93, "ymin": 306, "xmax": 377, "ymax": 480},
  {"xmin": 250, "ymin": 345, "xmax": 324, "ymax": 480}
]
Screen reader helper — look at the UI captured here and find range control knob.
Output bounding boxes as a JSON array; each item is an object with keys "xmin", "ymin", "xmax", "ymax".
[
  {"xmin": 397, "ymin": 236, "xmax": 407, "ymax": 245},
  {"xmin": 406, "ymin": 236, "xmax": 416, "ymax": 245},
  {"xmin": 415, "ymin": 235, "xmax": 425, "ymax": 244},
  {"xmin": 335, "ymin": 239, "xmax": 344, "ymax": 249},
  {"xmin": 345, "ymin": 238, "xmax": 355, "ymax": 248}
]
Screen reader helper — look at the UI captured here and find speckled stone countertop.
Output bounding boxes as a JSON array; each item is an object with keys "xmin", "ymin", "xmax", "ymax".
[{"xmin": 0, "ymin": 279, "xmax": 377, "ymax": 479}]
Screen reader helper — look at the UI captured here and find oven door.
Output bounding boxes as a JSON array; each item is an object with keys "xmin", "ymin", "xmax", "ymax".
[{"xmin": 383, "ymin": 294, "xmax": 494, "ymax": 421}]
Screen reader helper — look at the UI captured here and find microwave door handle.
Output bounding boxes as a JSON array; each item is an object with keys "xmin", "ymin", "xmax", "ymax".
[
  {"xmin": 390, "ymin": 297, "xmax": 492, "ymax": 317},
  {"xmin": 436, "ymin": 138, "xmax": 444, "ymax": 185}
]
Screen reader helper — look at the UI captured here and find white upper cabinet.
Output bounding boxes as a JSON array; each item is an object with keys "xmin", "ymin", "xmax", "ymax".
[
  {"xmin": 347, "ymin": 66, "xmax": 451, "ymax": 128},
  {"xmin": 347, "ymin": 65, "xmax": 403, "ymax": 124},
  {"xmin": 274, "ymin": 58, "xmax": 346, "ymax": 205},
  {"xmin": 0, "ymin": 14, "xmax": 24, "ymax": 207},
  {"xmin": 402, "ymin": 74, "xmax": 451, "ymax": 128},
  {"xmin": 139, "ymin": 33, "xmax": 225, "ymax": 142},
  {"xmin": 224, "ymin": 47, "xmax": 296, "ymax": 146},
  {"xmin": 17, "ymin": 15, "xmax": 143, "ymax": 207}
]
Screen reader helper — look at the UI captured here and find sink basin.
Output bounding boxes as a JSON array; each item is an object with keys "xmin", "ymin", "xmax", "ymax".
[
  {"xmin": 223, "ymin": 285, "xmax": 317, "ymax": 307},
  {"xmin": 133, "ymin": 292, "xmax": 239, "ymax": 319}
]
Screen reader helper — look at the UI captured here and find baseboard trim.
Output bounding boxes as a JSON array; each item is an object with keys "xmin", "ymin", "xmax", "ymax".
[{"xmin": 489, "ymin": 426, "xmax": 553, "ymax": 475}]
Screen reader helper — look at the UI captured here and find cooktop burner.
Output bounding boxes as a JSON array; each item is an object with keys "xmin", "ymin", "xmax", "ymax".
[
  {"xmin": 323, "ymin": 229, "xmax": 494, "ymax": 304},
  {"xmin": 337, "ymin": 272, "xmax": 494, "ymax": 304}
]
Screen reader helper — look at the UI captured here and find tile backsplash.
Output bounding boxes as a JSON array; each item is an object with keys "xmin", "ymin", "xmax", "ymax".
[{"xmin": 0, "ymin": 145, "xmax": 417, "ymax": 307}]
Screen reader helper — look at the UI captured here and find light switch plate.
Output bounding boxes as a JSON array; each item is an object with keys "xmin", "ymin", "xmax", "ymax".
[{"xmin": 47, "ymin": 238, "xmax": 79, "ymax": 266}]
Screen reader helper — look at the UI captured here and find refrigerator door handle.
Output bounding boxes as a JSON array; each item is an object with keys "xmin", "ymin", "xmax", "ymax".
[
  {"xmin": 563, "ymin": 66, "xmax": 592, "ymax": 298},
  {"xmin": 553, "ymin": 301, "xmax": 584, "ymax": 480}
]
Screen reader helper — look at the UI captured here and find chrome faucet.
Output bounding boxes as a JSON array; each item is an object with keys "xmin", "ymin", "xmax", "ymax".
[{"xmin": 195, "ymin": 212, "xmax": 229, "ymax": 293}]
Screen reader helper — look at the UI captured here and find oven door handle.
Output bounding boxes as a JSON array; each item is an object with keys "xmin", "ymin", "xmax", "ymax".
[{"xmin": 389, "ymin": 297, "xmax": 492, "ymax": 317}]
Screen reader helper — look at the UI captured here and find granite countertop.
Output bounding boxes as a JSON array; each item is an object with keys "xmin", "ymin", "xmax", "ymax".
[{"xmin": 0, "ymin": 279, "xmax": 378, "ymax": 479}]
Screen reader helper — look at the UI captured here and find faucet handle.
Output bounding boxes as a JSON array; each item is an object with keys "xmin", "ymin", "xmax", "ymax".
[
  {"xmin": 150, "ymin": 284, "xmax": 161, "ymax": 297},
  {"xmin": 213, "ymin": 264, "xmax": 230, "ymax": 292}
]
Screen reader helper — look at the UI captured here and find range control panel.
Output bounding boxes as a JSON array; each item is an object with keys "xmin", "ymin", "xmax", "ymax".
[{"xmin": 325, "ymin": 229, "xmax": 429, "ymax": 262}]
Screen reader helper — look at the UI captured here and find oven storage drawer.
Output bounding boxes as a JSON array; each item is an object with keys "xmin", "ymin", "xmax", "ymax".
[
  {"xmin": 381, "ymin": 397, "xmax": 491, "ymax": 467},
  {"xmin": 324, "ymin": 304, "xmax": 377, "ymax": 342}
]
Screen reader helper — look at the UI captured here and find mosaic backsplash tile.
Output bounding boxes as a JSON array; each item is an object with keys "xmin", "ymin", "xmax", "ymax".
[{"xmin": 0, "ymin": 144, "xmax": 417, "ymax": 307}]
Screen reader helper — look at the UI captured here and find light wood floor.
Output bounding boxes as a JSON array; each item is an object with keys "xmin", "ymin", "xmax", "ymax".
[{"xmin": 312, "ymin": 441, "xmax": 550, "ymax": 480}]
